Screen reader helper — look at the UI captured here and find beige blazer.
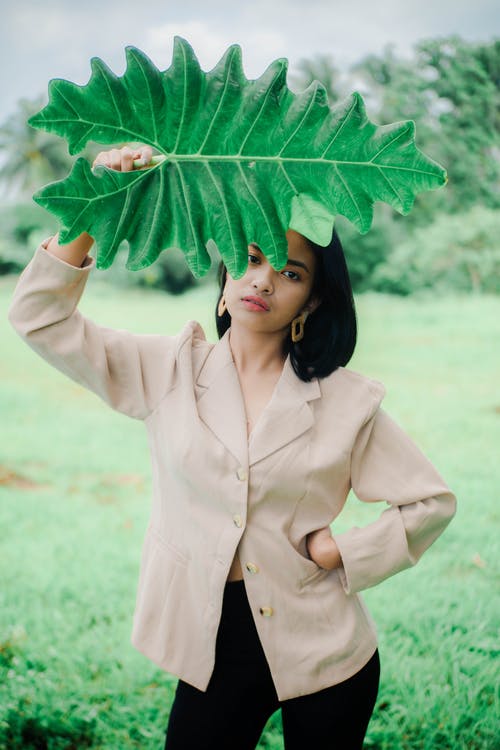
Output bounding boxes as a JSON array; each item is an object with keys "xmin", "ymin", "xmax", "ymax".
[{"xmin": 7, "ymin": 243, "xmax": 456, "ymax": 701}]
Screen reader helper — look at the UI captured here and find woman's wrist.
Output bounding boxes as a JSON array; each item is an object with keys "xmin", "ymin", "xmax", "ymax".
[{"xmin": 43, "ymin": 232, "xmax": 94, "ymax": 268}]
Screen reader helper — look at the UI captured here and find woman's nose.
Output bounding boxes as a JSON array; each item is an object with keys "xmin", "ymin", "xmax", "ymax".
[{"xmin": 251, "ymin": 266, "xmax": 274, "ymax": 294}]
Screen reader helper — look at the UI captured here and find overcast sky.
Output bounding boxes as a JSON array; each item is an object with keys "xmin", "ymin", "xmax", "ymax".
[{"xmin": 1, "ymin": 0, "xmax": 498, "ymax": 125}]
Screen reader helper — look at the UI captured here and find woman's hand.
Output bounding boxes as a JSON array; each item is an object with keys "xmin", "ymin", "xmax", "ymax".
[
  {"xmin": 43, "ymin": 146, "xmax": 153, "ymax": 267},
  {"xmin": 306, "ymin": 526, "xmax": 342, "ymax": 570},
  {"xmin": 92, "ymin": 145, "xmax": 153, "ymax": 172}
]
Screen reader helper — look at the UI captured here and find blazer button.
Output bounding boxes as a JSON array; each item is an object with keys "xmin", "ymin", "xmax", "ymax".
[
  {"xmin": 236, "ymin": 467, "xmax": 248, "ymax": 481},
  {"xmin": 259, "ymin": 606, "xmax": 274, "ymax": 617},
  {"xmin": 233, "ymin": 514, "xmax": 243, "ymax": 528},
  {"xmin": 245, "ymin": 562, "xmax": 259, "ymax": 574}
]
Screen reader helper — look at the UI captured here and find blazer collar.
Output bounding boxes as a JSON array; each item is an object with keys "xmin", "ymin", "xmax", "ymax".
[{"xmin": 195, "ymin": 329, "xmax": 321, "ymax": 467}]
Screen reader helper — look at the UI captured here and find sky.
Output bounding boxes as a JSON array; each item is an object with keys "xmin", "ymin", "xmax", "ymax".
[{"xmin": 1, "ymin": 0, "xmax": 498, "ymax": 125}]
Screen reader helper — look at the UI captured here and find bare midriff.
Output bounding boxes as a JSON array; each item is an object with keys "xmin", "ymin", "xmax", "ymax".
[{"xmin": 226, "ymin": 549, "xmax": 244, "ymax": 581}]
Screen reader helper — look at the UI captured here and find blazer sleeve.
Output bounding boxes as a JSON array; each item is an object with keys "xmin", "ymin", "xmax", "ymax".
[
  {"xmin": 7, "ymin": 242, "xmax": 198, "ymax": 420},
  {"xmin": 333, "ymin": 405, "xmax": 457, "ymax": 594}
]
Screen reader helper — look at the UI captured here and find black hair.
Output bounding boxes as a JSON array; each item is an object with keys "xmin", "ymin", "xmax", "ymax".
[{"xmin": 215, "ymin": 228, "xmax": 357, "ymax": 382}]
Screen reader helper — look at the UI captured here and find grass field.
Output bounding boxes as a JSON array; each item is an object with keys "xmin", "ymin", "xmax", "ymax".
[{"xmin": 1, "ymin": 268, "xmax": 499, "ymax": 749}]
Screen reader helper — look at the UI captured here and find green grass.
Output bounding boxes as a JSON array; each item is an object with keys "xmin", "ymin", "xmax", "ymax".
[{"xmin": 1, "ymin": 270, "xmax": 499, "ymax": 749}]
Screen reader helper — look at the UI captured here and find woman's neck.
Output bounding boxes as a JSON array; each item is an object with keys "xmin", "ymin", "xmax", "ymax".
[{"xmin": 228, "ymin": 323, "xmax": 286, "ymax": 376}]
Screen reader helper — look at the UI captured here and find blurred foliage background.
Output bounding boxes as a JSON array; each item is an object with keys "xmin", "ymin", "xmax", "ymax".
[{"xmin": 1, "ymin": 34, "xmax": 499, "ymax": 295}]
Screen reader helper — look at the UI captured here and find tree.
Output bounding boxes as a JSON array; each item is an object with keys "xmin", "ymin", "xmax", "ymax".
[
  {"xmin": 291, "ymin": 53, "xmax": 346, "ymax": 104},
  {"xmin": 0, "ymin": 96, "xmax": 73, "ymax": 197},
  {"xmin": 415, "ymin": 36, "xmax": 500, "ymax": 212},
  {"xmin": 353, "ymin": 37, "xmax": 500, "ymax": 217}
]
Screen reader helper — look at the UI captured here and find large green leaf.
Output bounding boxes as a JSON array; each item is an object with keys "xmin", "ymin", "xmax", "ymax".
[{"xmin": 29, "ymin": 37, "xmax": 447, "ymax": 277}]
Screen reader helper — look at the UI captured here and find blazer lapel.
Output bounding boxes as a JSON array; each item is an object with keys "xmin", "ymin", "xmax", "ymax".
[
  {"xmin": 248, "ymin": 357, "xmax": 321, "ymax": 467},
  {"xmin": 195, "ymin": 329, "xmax": 321, "ymax": 469},
  {"xmin": 195, "ymin": 329, "xmax": 248, "ymax": 468}
]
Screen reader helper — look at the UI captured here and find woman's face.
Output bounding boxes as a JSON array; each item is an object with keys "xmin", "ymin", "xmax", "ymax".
[{"xmin": 223, "ymin": 229, "xmax": 319, "ymax": 337}]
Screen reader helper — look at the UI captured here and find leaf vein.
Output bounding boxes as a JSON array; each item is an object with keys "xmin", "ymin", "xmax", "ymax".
[
  {"xmin": 175, "ymin": 162, "xmax": 199, "ymax": 249},
  {"xmin": 127, "ymin": 48, "xmax": 158, "ymax": 143},
  {"xmin": 278, "ymin": 84, "xmax": 318, "ymax": 157},
  {"xmin": 237, "ymin": 63, "xmax": 284, "ymax": 155},
  {"xmin": 204, "ymin": 162, "xmax": 238, "ymax": 265},
  {"xmin": 101, "ymin": 72, "xmax": 123, "ymax": 128},
  {"xmin": 53, "ymin": 87, "xmax": 80, "ymax": 118},
  {"xmin": 376, "ymin": 165, "xmax": 404, "ymax": 205},
  {"xmin": 278, "ymin": 163, "xmax": 299, "ymax": 195},
  {"xmin": 83, "ymin": 168, "xmax": 99, "ymax": 196},
  {"xmin": 173, "ymin": 44, "xmax": 188, "ymax": 154},
  {"xmin": 198, "ymin": 47, "xmax": 237, "ymax": 154},
  {"xmin": 237, "ymin": 164, "xmax": 278, "ymax": 261},
  {"xmin": 133, "ymin": 169, "xmax": 164, "ymax": 266},
  {"xmin": 101, "ymin": 187, "xmax": 133, "ymax": 265},
  {"xmin": 334, "ymin": 164, "xmax": 363, "ymax": 224},
  {"xmin": 320, "ymin": 95, "xmax": 357, "ymax": 159},
  {"xmin": 369, "ymin": 125, "xmax": 411, "ymax": 163}
]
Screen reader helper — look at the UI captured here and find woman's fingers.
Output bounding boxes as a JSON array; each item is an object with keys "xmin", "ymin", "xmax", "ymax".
[
  {"xmin": 92, "ymin": 145, "xmax": 153, "ymax": 172},
  {"xmin": 120, "ymin": 146, "xmax": 135, "ymax": 172},
  {"xmin": 134, "ymin": 146, "xmax": 153, "ymax": 168},
  {"xmin": 92, "ymin": 151, "xmax": 108, "ymax": 169},
  {"xmin": 92, "ymin": 148, "xmax": 122, "ymax": 170}
]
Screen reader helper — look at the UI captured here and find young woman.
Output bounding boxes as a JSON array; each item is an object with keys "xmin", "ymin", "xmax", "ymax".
[{"xmin": 8, "ymin": 146, "xmax": 456, "ymax": 750}]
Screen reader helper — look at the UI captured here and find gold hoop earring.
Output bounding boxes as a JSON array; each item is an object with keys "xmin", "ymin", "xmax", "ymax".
[
  {"xmin": 217, "ymin": 295, "xmax": 227, "ymax": 317},
  {"xmin": 291, "ymin": 311, "xmax": 308, "ymax": 343}
]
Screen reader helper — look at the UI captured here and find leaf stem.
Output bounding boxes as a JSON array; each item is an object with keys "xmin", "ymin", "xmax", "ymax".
[
  {"xmin": 132, "ymin": 154, "xmax": 167, "ymax": 169},
  {"xmin": 130, "ymin": 152, "xmax": 443, "ymax": 180}
]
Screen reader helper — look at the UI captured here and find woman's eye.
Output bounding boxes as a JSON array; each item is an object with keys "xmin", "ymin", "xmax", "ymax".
[
  {"xmin": 247, "ymin": 252, "xmax": 299, "ymax": 280},
  {"xmin": 282, "ymin": 269, "xmax": 300, "ymax": 281}
]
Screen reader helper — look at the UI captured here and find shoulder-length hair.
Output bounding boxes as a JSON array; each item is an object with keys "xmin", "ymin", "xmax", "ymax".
[{"xmin": 215, "ymin": 228, "xmax": 357, "ymax": 382}]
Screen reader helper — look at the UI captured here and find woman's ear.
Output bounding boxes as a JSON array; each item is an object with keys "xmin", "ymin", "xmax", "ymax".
[{"xmin": 304, "ymin": 295, "xmax": 321, "ymax": 315}]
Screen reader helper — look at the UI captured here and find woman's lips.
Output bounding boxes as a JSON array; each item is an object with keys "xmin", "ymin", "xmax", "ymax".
[{"xmin": 242, "ymin": 296, "xmax": 270, "ymax": 312}]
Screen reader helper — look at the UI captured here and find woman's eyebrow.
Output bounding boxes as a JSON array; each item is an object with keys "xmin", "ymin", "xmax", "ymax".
[
  {"xmin": 249, "ymin": 243, "xmax": 310, "ymax": 273},
  {"xmin": 287, "ymin": 258, "xmax": 310, "ymax": 273}
]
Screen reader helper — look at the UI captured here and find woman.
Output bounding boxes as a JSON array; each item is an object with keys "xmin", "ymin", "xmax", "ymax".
[{"xmin": 8, "ymin": 146, "xmax": 456, "ymax": 750}]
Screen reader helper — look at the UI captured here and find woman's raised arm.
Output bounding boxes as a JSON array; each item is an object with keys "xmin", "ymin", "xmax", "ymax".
[
  {"xmin": 7, "ymin": 143, "xmax": 199, "ymax": 422},
  {"xmin": 43, "ymin": 145, "xmax": 153, "ymax": 268}
]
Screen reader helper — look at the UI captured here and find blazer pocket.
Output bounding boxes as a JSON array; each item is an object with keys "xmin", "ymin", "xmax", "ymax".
[
  {"xmin": 288, "ymin": 542, "xmax": 330, "ymax": 589},
  {"xmin": 298, "ymin": 565, "xmax": 330, "ymax": 589}
]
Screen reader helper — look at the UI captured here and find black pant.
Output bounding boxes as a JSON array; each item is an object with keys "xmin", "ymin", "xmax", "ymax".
[{"xmin": 165, "ymin": 579, "xmax": 380, "ymax": 750}]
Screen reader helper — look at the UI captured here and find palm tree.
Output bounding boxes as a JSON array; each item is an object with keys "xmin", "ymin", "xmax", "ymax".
[{"xmin": 0, "ymin": 96, "xmax": 73, "ymax": 197}]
